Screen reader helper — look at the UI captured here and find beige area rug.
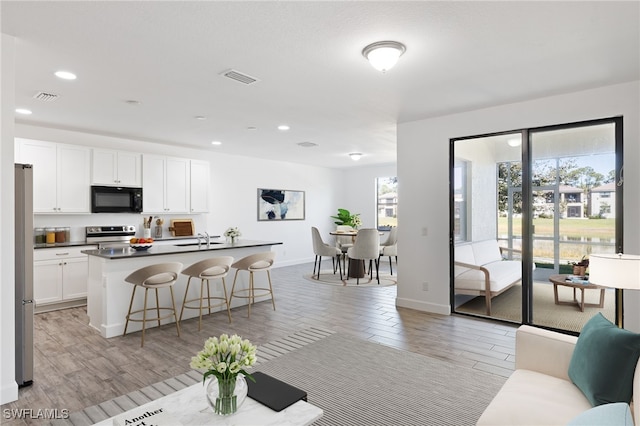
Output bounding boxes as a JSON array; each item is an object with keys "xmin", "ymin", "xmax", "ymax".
[
  {"xmin": 76, "ymin": 328, "xmax": 505, "ymax": 426},
  {"xmin": 303, "ymin": 269, "xmax": 397, "ymax": 287},
  {"xmin": 456, "ymin": 282, "xmax": 616, "ymax": 333}
]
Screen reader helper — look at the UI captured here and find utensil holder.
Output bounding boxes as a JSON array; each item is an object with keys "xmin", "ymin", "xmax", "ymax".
[{"xmin": 143, "ymin": 228, "xmax": 151, "ymax": 239}]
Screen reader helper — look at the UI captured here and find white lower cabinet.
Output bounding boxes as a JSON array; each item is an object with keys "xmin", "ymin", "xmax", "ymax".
[{"xmin": 34, "ymin": 246, "xmax": 96, "ymax": 311}]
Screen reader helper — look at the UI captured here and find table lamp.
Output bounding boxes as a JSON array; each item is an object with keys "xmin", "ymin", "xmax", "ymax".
[{"xmin": 588, "ymin": 253, "xmax": 640, "ymax": 326}]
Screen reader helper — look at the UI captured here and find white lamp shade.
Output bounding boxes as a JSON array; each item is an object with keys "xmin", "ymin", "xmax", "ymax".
[
  {"xmin": 366, "ymin": 47, "xmax": 402, "ymax": 72},
  {"xmin": 588, "ymin": 253, "xmax": 640, "ymax": 290},
  {"xmin": 362, "ymin": 41, "xmax": 406, "ymax": 73}
]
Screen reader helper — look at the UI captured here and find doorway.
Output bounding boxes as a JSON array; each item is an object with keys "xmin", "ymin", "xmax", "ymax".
[{"xmin": 451, "ymin": 118, "xmax": 622, "ymax": 333}]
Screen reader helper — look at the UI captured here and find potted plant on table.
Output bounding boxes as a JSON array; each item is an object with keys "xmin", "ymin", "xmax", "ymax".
[
  {"xmin": 331, "ymin": 208, "xmax": 362, "ymax": 229},
  {"xmin": 571, "ymin": 255, "xmax": 589, "ymax": 276}
]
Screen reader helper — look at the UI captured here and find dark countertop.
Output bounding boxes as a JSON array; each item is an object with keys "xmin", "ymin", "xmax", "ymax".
[
  {"xmin": 34, "ymin": 235, "xmax": 221, "ymax": 249},
  {"xmin": 35, "ymin": 241, "xmax": 98, "ymax": 249},
  {"xmin": 81, "ymin": 240, "xmax": 283, "ymax": 259}
]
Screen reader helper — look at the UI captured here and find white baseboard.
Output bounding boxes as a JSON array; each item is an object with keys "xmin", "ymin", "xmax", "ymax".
[
  {"xmin": 0, "ymin": 380, "xmax": 18, "ymax": 405},
  {"xmin": 395, "ymin": 297, "xmax": 451, "ymax": 315}
]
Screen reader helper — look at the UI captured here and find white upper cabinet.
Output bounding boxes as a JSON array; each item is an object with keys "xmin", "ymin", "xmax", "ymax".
[
  {"xmin": 92, "ymin": 149, "xmax": 142, "ymax": 187},
  {"xmin": 190, "ymin": 160, "xmax": 210, "ymax": 213},
  {"xmin": 142, "ymin": 155, "xmax": 190, "ymax": 213},
  {"xmin": 17, "ymin": 138, "xmax": 91, "ymax": 214}
]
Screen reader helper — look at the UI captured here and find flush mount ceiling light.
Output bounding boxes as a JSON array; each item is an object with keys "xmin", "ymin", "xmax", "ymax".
[
  {"xmin": 54, "ymin": 70, "xmax": 76, "ymax": 80},
  {"xmin": 362, "ymin": 41, "xmax": 406, "ymax": 73},
  {"xmin": 194, "ymin": 116, "xmax": 207, "ymax": 120},
  {"xmin": 15, "ymin": 108, "xmax": 32, "ymax": 115},
  {"xmin": 211, "ymin": 141, "xmax": 222, "ymax": 146},
  {"xmin": 507, "ymin": 138, "xmax": 522, "ymax": 147},
  {"xmin": 278, "ymin": 125, "xmax": 290, "ymax": 131},
  {"xmin": 349, "ymin": 152, "xmax": 363, "ymax": 161}
]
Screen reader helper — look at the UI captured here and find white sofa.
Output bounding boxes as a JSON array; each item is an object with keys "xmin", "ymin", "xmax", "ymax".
[
  {"xmin": 454, "ymin": 240, "xmax": 525, "ymax": 315},
  {"xmin": 477, "ymin": 325, "xmax": 639, "ymax": 425}
]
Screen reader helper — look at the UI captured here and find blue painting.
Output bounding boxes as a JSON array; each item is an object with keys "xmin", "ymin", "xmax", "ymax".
[{"xmin": 258, "ymin": 189, "xmax": 305, "ymax": 221}]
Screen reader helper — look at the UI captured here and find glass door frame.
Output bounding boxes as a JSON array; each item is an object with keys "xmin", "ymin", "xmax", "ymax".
[{"xmin": 450, "ymin": 116, "xmax": 624, "ymax": 330}]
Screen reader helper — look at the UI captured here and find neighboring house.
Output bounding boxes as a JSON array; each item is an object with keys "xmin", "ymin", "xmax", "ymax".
[
  {"xmin": 378, "ymin": 192, "xmax": 398, "ymax": 219},
  {"xmin": 590, "ymin": 182, "xmax": 617, "ymax": 218},
  {"xmin": 534, "ymin": 185, "xmax": 584, "ymax": 218}
]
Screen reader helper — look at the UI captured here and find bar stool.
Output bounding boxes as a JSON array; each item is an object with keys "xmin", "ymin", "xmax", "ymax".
[
  {"xmin": 179, "ymin": 256, "xmax": 233, "ymax": 330},
  {"xmin": 122, "ymin": 262, "xmax": 183, "ymax": 347},
  {"xmin": 229, "ymin": 251, "xmax": 276, "ymax": 318}
]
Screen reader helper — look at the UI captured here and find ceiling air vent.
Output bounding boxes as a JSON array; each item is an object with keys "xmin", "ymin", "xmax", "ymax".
[
  {"xmin": 33, "ymin": 91, "xmax": 59, "ymax": 102},
  {"xmin": 220, "ymin": 69, "xmax": 260, "ymax": 85}
]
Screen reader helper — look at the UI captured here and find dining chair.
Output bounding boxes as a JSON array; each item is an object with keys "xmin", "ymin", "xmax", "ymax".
[
  {"xmin": 311, "ymin": 227, "xmax": 343, "ymax": 280},
  {"xmin": 335, "ymin": 225, "xmax": 354, "ymax": 271},
  {"xmin": 347, "ymin": 228, "xmax": 380, "ymax": 284},
  {"xmin": 379, "ymin": 227, "xmax": 398, "ymax": 275}
]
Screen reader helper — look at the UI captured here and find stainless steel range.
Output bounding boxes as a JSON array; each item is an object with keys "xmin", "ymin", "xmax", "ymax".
[{"xmin": 86, "ymin": 225, "xmax": 136, "ymax": 249}]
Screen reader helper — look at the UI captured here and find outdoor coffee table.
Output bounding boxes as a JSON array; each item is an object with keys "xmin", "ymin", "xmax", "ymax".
[{"xmin": 549, "ymin": 274, "xmax": 605, "ymax": 312}]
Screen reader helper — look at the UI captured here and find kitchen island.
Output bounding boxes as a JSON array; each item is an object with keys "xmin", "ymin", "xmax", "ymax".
[{"xmin": 82, "ymin": 240, "xmax": 282, "ymax": 338}]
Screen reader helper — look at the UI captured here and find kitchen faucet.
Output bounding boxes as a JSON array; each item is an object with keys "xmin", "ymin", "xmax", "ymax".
[
  {"xmin": 197, "ymin": 233, "xmax": 205, "ymax": 248},
  {"xmin": 205, "ymin": 232, "xmax": 210, "ymax": 248}
]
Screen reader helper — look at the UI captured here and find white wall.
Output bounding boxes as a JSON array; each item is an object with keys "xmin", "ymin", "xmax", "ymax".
[
  {"xmin": 15, "ymin": 124, "xmax": 349, "ymax": 267},
  {"xmin": 397, "ymin": 81, "xmax": 640, "ymax": 331},
  {"xmin": 341, "ymin": 163, "xmax": 397, "ymax": 229},
  {"xmin": 455, "ymin": 139, "xmax": 498, "ymax": 241},
  {"xmin": 1, "ymin": 34, "xmax": 18, "ymax": 405}
]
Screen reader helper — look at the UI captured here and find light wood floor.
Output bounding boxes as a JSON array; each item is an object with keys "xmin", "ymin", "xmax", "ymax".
[{"xmin": 2, "ymin": 261, "xmax": 517, "ymax": 425}]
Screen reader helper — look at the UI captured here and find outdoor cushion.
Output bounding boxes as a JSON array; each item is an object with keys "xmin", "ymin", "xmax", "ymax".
[{"xmin": 568, "ymin": 313, "xmax": 640, "ymax": 406}]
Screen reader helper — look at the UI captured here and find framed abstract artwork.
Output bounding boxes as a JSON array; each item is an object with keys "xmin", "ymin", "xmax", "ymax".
[{"xmin": 257, "ymin": 189, "xmax": 305, "ymax": 221}]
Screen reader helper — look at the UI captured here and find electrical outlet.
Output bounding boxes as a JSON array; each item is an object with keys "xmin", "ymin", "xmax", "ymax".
[{"xmin": 422, "ymin": 281, "xmax": 429, "ymax": 291}]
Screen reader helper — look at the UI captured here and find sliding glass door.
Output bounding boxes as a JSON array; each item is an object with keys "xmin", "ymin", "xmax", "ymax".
[
  {"xmin": 528, "ymin": 121, "xmax": 620, "ymax": 331},
  {"xmin": 451, "ymin": 117, "xmax": 622, "ymax": 333}
]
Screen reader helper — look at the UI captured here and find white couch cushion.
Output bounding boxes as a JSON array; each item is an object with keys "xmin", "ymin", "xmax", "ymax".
[
  {"xmin": 454, "ymin": 243, "xmax": 475, "ymax": 277},
  {"xmin": 477, "ymin": 369, "xmax": 593, "ymax": 426},
  {"xmin": 455, "ymin": 260, "xmax": 522, "ymax": 292},
  {"xmin": 472, "ymin": 239, "xmax": 503, "ymax": 266}
]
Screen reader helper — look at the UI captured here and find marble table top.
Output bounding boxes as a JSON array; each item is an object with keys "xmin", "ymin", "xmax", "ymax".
[{"xmin": 92, "ymin": 381, "xmax": 323, "ymax": 426}]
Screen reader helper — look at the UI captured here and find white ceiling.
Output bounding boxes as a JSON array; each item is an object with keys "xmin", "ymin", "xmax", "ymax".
[{"xmin": 2, "ymin": 1, "xmax": 638, "ymax": 169}]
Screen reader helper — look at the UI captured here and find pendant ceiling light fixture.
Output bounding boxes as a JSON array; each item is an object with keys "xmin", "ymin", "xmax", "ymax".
[{"xmin": 362, "ymin": 41, "xmax": 406, "ymax": 73}]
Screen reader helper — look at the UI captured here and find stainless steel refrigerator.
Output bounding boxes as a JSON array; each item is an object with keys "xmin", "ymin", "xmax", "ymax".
[{"xmin": 15, "ymin": 163, "xmax": 34, "ymax": 386}]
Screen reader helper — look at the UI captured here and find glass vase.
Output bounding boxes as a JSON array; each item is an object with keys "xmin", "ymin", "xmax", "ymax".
[{"xmin": 206, "ymin": 375, "xmax": 247, "ymax": 416}]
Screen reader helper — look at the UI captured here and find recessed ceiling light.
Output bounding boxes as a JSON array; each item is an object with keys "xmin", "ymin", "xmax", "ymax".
[
  {"xmin": 278, "ymin": 125, "xmax": 290, "ymax": 131},
  {"xmin": 297, "ymin": 142, "xmax": 317, "ymax": 148},
  {"xmin": 247, "ymin": 126, "xmax": 257, "ymax": 131},
  {"xmin": 211, "ymin": 141, "xmax": 222, "ymax": 146},
  {"xmin": 195, "ymin": 116, "xmax": 207, "ymax": 120},
  {"xmin": 15, "ymin": 108, "xmax": 32, "ymax": 115},
  {"xmin": 125, "ymin": 100, "xmax": 141, "ymax": 105},
  {"xmin": 54, "ymin": 70, "xmax": 77, "ymax": 80}
]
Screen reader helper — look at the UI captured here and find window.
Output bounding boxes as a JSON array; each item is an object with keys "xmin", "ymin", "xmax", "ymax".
[{"xmin": 376, "ymin": 177, "xmax": 397, "ymax": 230}]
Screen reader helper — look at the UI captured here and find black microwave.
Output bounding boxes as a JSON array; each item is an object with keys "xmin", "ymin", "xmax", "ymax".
[{"xmin": 91, "ymin": 186, "xmax": 143, "ymax": 213}]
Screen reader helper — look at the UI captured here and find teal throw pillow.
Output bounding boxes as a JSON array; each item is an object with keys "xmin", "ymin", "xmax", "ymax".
[
  {"xmin": 568, "ymin": 313, "xmax": 640, "ymax": 406},
  {"xmin": 566, "ymin": 403, "xmax": 633, "ymax": 426}
]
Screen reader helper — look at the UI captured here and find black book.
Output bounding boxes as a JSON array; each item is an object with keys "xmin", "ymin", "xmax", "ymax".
[{"xmin": 246, "ymin": 372, "xmax": 308, "ymax": 412}]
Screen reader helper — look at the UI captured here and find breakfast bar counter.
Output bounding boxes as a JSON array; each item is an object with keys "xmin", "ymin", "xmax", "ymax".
[{"xmin": 83, "ymin": 240, "xmax": 282, "ymax": 338}]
